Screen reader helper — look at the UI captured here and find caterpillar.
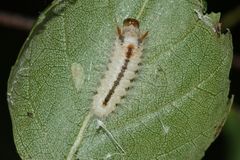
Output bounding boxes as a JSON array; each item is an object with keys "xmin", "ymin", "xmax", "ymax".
[{"xmin": 92, "ymin": 18, "xmax": 148, "ymax": 117}]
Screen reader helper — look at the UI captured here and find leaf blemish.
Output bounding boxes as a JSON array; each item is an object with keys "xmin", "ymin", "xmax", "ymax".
[
  {"xmin": 160, "ymin": 120, "xmax": 170, "ymax": 134},
  {"xmin": 27, "ymin": 112, "xmax": 33, "ymax": 118},
  {"xmin": 194, "ymin": 9, "xmax": 217, "ymax": 32},
  {"xmin": 71, "ymin": 63, "xmax": 84, "ymax": 92}
]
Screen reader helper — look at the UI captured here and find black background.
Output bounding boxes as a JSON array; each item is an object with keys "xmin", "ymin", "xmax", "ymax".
[{"xmin": 0, "ymin": 0, "xmax": 239, "ymax": 159}]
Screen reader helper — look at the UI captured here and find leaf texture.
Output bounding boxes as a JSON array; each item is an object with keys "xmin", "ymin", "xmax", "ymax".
[{"xmin": 8, "ymin": 0, "xmax": 233, "ymax": 159}]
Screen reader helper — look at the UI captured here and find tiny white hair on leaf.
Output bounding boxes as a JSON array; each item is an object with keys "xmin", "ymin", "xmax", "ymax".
[{"xmin": 97, "ymin": 119, "xmax": 125, "ymax": 154}]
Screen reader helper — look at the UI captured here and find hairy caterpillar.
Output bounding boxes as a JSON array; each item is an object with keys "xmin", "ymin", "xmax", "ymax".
[{"xmin": 92, "ymin": 18, "xmax": 148, "ymax": 117}]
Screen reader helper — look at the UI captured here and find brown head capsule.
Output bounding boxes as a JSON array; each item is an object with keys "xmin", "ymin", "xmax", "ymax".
[{"xmin": 123, "ymin": 18, "xmax": 139, "ymax": 28}]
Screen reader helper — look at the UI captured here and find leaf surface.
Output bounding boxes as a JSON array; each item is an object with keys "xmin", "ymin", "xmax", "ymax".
[{"xmin": 8, "ymin": 0, "xmax": 233, "ymax": 159}]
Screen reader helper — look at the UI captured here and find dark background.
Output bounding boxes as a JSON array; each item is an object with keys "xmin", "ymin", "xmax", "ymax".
[{"xmin": 0, "ymin": 0, "xmax": 239, "ymax": 159}]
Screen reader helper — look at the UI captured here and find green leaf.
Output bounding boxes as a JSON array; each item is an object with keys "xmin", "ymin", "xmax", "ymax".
[{"xmin": 7, "ymin": 0, "xmax": 233, "ymax": 159}]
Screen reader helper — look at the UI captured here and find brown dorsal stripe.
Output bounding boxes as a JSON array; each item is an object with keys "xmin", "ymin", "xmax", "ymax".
[
  {"xmin": 126, "ymin": 45, "xmax": 134, "ymax": 58},
  {"xmin": 102, "ymin": 46, "xmax": 133, "ymax": 106}
]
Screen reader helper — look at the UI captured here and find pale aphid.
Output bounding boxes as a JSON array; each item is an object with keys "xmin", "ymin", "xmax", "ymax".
[{"xmin": 92, "ymin": 18, "xmax": 148, "ymax": 117}]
